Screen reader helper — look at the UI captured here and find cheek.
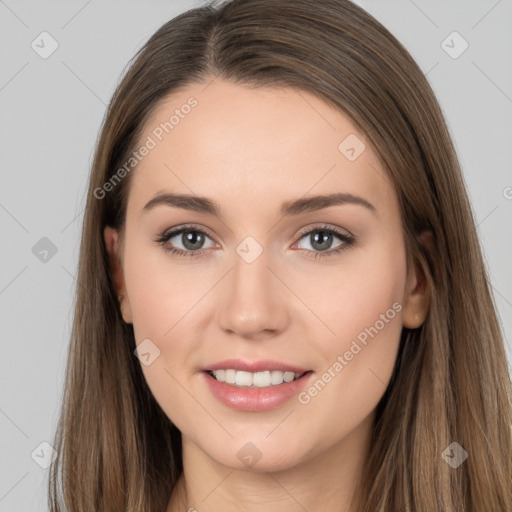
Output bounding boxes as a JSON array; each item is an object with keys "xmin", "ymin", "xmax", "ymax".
[
  {"xmin": 122, "ymin": 239, "xmax": 208, "ymax": 430},
  {"xmin": 123, "ymin": 235, "xmax": 214, "ymax": 341},
  {"xmin": 296, "ymin": 239, "xmax": 406, "ymax": 424},
  {"xmin": 297, "ymin": 234, "xmax": 407, "ymax": 350}
]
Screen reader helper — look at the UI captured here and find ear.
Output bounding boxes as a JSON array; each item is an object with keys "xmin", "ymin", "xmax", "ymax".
[
  {"xmin": 104, "ymin": 226, "xmax": 133, "ymax": 324},
  {"xmin": 402, "ymin": 231, "xmax": 432, "ymax": 329}
]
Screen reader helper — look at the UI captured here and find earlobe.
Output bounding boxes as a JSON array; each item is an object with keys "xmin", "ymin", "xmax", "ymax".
[
  {"xmin": 402, "ymin": 232, "xmax": 432, "ymax": 329},
  {"xmin": 103, "ymin": 226, "xmax": 133, "ymax": 324}
]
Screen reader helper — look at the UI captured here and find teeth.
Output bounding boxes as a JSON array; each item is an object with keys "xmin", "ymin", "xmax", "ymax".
[
  {"xmin": 235, "ymin": 371, "xmax": 253, "ymax": 386},
  {"xmin": 210, "ymin": 369, "xmax": 305, "ymax": 387},
  {"xmin": 225, "ymin": 369, "xmax": 236, "ymax": 384}
]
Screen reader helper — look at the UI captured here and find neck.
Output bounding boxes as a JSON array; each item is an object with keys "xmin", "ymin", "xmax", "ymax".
[{"xmin": 167, "ymin": 413, "xmax": 373, "ymax": 512}]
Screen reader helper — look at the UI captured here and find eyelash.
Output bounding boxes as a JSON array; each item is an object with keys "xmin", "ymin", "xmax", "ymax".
[{"xmin": 155, "ymin": 224, "xmax": 355, "ymax": 260}]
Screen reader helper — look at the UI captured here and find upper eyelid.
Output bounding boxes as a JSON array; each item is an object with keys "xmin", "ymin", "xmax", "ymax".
[{"xmin": 296, "ymin": 224, "xmax": 353, "ymax": 239}]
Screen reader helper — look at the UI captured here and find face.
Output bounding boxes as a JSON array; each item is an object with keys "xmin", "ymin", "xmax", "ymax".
[{"xmin": 105, "ymin": 79, "xmax": 426, "ymax": 472}]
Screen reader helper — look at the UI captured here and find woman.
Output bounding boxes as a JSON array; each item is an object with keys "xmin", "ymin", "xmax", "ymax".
[{"xmin": 48, "ymin": 1, "xmax": 512, "ymax": 511}]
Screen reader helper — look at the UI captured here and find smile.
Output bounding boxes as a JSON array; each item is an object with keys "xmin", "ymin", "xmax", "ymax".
[{"xmin": 208, "ymin": 369, "xmax": 307, "ymax": 388}]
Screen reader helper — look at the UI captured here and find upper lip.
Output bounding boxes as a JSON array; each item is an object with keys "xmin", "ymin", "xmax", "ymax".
[{"xmin": 203, "ymin": 359, "xmax": 310, "ymax": 374}]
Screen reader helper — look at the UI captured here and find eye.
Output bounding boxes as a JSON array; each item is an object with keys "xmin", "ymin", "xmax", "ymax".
[
  {"xmin": 155, "ymin": 225, "xmax": 217, "ymax": 258},
  {"xmin": 155, "ymin": 224, "xmax": 355, "ymax": 260},
  {"xmin": 294, "ymin": 225, "xmax": 355, "ymax": 258}
]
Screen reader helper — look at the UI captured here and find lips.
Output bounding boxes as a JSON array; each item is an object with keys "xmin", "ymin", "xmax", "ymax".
[
  {"xmin": 203, "ymin": 358, "xmax": 310, "ymax": 374},
  {"xmin": 203, "ymin": 371, "xmax": 313, "ymax": 412}
]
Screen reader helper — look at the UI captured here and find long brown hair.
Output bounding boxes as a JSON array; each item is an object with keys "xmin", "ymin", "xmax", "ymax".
[{"xmin": 48, "ymin": 1, "xmax": 512, "ymax": 510}]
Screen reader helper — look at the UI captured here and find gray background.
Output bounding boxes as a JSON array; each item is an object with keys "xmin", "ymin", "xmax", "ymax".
[{"xmin": 1, "ymin": 0, "xmax": 511, "ymax": 510}]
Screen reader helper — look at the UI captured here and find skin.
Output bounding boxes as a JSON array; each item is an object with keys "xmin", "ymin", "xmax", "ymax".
[{"xmin": 104, "ymin": 79, "xmax": 429, "ymax": 512}]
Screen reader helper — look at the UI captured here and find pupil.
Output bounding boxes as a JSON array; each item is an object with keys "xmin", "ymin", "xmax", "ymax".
[
  {"xmin": 183, "ymin": 230, "xmax": 204, "ymax": 250},
  {"xmin": 312, "ymin": 231, "xmax": 332, "ymax": 251}
]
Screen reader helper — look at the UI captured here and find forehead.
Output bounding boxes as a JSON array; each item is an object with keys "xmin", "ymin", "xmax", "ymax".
[{"xmin": 126, "ymin": 79, "xmax": 394, "ymax": 217}]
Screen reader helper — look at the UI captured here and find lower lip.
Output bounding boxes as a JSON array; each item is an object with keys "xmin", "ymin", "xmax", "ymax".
[{"xmin": 202, "ymin": 371, "xmax": 313, "ymax": 412}]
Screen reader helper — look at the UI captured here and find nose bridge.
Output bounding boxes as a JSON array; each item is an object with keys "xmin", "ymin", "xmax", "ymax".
[{"xmin": 216, "ymin": 241, "xmax": 288, "ymax": 336}]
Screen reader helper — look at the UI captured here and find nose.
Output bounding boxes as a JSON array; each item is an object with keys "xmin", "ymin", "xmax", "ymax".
[{"xmin": 216, "ymin": 248, "xmax": 290, "ymax": 340}]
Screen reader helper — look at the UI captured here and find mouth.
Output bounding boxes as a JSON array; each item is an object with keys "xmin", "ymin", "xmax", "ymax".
[
  {"xmin": 205, "ymin": 369, "xmax": 312, "ymax": 388},
  {"xmin": 202, "ymin": 360, "xmax": 314, "ymax": 411}
]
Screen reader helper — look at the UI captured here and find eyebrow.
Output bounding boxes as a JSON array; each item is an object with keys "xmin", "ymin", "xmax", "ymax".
[{"xmin": 142, "ymin": 191, "xmax": 376, "ymax": 217}]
